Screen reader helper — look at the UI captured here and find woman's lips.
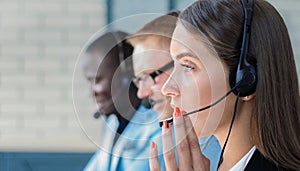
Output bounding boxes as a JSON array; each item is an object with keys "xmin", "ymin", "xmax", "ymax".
[
  {"xmin": 170, "ymin": 103, "xmax": 179, "ymax": 110},
  {"xmin": 170, "ymin": 103, "xmax": 187, "ymax": 114}
]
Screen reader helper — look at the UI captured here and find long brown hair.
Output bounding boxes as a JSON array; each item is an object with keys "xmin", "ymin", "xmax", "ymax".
[{"xmin": 179, "ymin": 0, "xmax": 300, "ymax": 169}]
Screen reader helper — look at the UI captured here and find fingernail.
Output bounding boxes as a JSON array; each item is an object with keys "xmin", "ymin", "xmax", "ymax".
[
  {"xmin": 151, "ymin": 141, "xmax": 156, "ymax": 148},
  {"xmin": 162, "ymin": 120, "xmax": 170, "ymax": 129},
  {"xmin": 174, "ymin": 107, "xmax": 181, "ymax": 117}
]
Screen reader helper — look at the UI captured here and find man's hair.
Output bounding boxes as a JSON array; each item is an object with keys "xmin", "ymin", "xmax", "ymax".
[
  {"xmin": 126, "ymin": 11, "xmax": 179, "ymax": 48},
  {"xmin": 86, "ymin": 31, "xmax": 133, "ymax": 64}
]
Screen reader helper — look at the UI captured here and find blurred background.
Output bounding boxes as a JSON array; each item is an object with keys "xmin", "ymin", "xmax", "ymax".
[{"xmin": 0, "ymin": 0, "xmax": 299, "ymax": 170}]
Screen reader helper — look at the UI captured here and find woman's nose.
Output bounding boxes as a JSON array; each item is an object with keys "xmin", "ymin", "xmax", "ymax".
[{"xmin": 161, "ymin": 73, "xmax": 180, "ymax": 98}]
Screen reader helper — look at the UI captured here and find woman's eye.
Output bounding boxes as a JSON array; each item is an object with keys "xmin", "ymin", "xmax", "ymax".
[{"xmin": 180, "ymin": 64, "xmax": 195, "ymax": 72}]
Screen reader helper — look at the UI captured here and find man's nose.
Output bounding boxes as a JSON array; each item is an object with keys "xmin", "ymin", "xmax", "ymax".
[{"xmin": 137, "ymin": 81, "xmax": 152, "ymax": 99}]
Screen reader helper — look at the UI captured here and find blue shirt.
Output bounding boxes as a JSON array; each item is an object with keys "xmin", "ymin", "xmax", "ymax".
[
  {"xmin": 163, "ymin": 127, "xmax": 221, "ymax": 171},
  {"xmin": 84, "ymin": 105, "xmax": 163, "ymax": 171},
  {"xmin": 200, "ymin": 135, "xmax": 222, "ymax": 171}
]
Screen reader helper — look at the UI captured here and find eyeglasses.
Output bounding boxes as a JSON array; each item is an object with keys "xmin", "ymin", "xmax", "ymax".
[{"xmin": 133, "ymin": 61, "xmax": 174, "ymax": 88}]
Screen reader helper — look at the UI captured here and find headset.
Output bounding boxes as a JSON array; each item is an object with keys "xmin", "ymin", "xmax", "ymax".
[
  {"xmin": 111, "ymin": 31, "xmax": 134, "ymax": 86},
  {"xmin": 229, "ymin": 0, "xmax": 257, "ymax": 97},
  {"xmin": 94, "ymin": 31, "xmax": 134, "ymax": 119},
  {"xmin": 218, "ymin": 1, "xmax": 257, "ymax": 167}
]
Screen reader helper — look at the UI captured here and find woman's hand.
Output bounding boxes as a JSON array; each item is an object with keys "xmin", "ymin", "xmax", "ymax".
[{"xmin": 149, "ymin": 107, "xmax": 210, "ymax": 171}]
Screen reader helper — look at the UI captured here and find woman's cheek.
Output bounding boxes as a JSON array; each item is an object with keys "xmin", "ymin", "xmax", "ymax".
[{"xmin": 180, "ymin": 74, "xmax": 202, "ymax": 111}]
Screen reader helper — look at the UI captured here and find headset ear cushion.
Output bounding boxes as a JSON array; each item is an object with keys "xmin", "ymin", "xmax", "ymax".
[{"xmin": 229, "ymin": 65, "xmax": 257, "ymax": 97}]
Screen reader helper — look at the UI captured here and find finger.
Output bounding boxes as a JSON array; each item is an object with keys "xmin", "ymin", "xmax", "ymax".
[
  {"xmin": 162, "ymin": 121, "xmax": 178, "ymax": 171},
  {"xmin": 173, "ymin": 107, "xmax": 193, "ymax": 171},
  {"xmin": 184, "ymin": 115, "xmax": 210, "ymax": 171},
  {"xmin": 149, "ymin": 141, "xmax": 161, "ymax": 171}
]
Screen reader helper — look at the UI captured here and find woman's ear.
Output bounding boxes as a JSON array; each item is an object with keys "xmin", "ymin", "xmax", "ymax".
[{"xmin": 242, "ymin": 93, "xmax": 255, "ymax": 101}]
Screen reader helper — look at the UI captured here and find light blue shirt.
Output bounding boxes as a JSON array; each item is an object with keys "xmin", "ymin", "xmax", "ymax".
[
  {"xmin": 163, "ymin": 127, "xmax": 221, "ymax": 171},
  {"xmin": 200, "ymin": 135, "xmax": 222, "ymax": 171},
  {"xmin": 84, "ymin": 105, "xmax": 163, "ymax": 171}
]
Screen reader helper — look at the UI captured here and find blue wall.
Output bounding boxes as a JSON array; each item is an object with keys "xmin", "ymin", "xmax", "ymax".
[{"xmin": 0, "ymin": 152, "xmax": 93, "ymax": 171}]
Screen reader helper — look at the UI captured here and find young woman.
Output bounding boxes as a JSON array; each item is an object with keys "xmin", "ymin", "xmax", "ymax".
[{"xmin": 149, "ymin": 0, "xmax": 300, "ymax": 170}]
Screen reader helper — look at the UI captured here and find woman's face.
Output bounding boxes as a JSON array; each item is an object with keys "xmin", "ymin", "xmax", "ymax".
[{"xmin": 162, "ymin": 23, "xmax": 236, "ymax": 137}]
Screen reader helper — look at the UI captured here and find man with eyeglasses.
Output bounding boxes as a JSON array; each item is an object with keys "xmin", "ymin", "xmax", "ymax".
[
  {"xmin": 132, "ymin": 60, "xmax": 174, "ymax": 118},
  {"xmin": 127, "ymin": 12, "xmax": 222, "ymax": 170},
  {"xmin": 127, "ymin": 12, "xmax": 177, "ymax": 120}
]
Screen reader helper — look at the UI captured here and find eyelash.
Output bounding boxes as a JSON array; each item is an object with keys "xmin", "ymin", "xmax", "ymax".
[{"xmin": 180, "ymin": 63, "xmax": 195, "ymax": 72}]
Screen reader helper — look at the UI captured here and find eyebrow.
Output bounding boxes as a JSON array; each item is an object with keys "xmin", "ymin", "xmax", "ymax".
[{"xmin": 175, "ymin": 52, "xmax": 198, "ymax": 60}]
